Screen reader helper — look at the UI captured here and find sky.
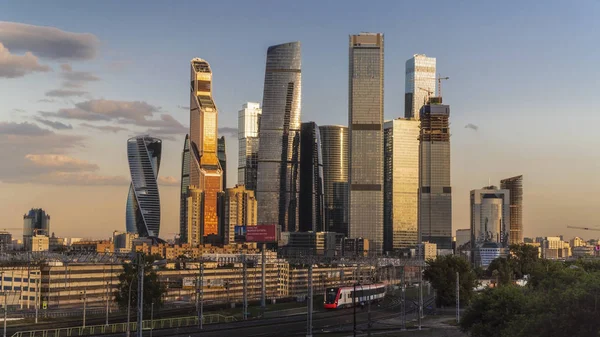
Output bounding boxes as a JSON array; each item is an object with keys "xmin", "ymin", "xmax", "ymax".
[{"xmin": 0, "ymin": 1, "xmax": 599, "ymax": 241}]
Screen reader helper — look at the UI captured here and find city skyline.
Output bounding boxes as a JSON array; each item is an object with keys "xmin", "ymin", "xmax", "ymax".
[{"xmin": 1, "ymin": 1, "xmax": 599, "ymax": 239}]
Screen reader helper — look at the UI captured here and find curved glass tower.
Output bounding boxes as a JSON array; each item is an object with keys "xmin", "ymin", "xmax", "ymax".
[
  {"xmin": 319, "ymin": 125, "xmax": 349, "ymax": 235},
  {"xmin": 256, "ymin": 42, "xmax": 301, "ymax": 233},
  {"xmin": 126, "ymin": 135, "xmax": 162, "ymax": 238}
]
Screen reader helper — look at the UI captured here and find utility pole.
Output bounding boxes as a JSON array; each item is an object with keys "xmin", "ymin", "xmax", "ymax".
[
  {"xmin": 137, "ymin": 254, "xmax": 144, "ymax": 337},
  {"xmin": 150, "ymin": 301, "xmax": 154, "ymax": 337},
  {"xmin": 3, "ymin": 292, "xmax": 7, "ymax": 337},
  {"xmin": 105, "ymin": 281, "xmax": 110, "ymax": 326},
  {"xmin": 34, "ymin": 277, "xmax": 39, "ymax": 324},
  {"xmin": 261, "ymin": 243, "xmax": 266, "ymax": 312},
  {"xmin": 200, "ymin": 262, "xmax": 204, "ymax": 329},
  {"xmin": 456, "ymin": 271, "xmax": 460, "ymax": 323},
  {"xmin": 82, "ymin": 287, "xmax": 87, "ymax": 329},
  {"xmin": 126, "ymin": 276, "xmax": 134, "ymax": 337},
  {"xmin": 418, "ymin": 266, "xmax": 423, "ymax": 331},
  {"xmin": 242, "ymin": 254, "xmax": 248, "ymax": 320},
  {"xmin": 367, "ymin": 294, "xmax": 372, "ymax": 337},
  {"xmin": 401, "ymin": 267, "xmax": 406, "ymax": 331},
  {"xmin": 306, "ymin": 263, "xmax": 313, "ymax": 337},
  {"xmin": 353, "ymin": 282, "xmax": 357, "ymax": 337}
]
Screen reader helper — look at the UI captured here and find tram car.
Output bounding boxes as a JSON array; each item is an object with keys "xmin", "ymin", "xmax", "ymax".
[{"xmin": 324, "ymin": 283, "xmax": 386, "ymax": 309}]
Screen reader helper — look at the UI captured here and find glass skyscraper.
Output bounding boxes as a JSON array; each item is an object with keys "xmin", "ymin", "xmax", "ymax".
[
  {"xmin": 299, "ymin": 122, "xmax": 325, "ymax": 232},
  {"xmin": 184, "ymin": 58, "xmax": 223, "ymax": 243},
  {"xmin": 405, "ymin": 54, "xmax": 436, "ymax": 120},
  {"xmin": 384, "ymin": 118, "xmax": 420, "ymax": 252},
  {"xmin": 218, "ymin": 136, "xmax": 227, "ymax": 189},
  {"xmin": 348, "ymin": 33, "xmax": 384, "ymax": 252},
  {"xmin": 126, "ymin": 135, "xmax": 162, "ymax": 238},
  {"xmin": 500, "ymin": 175, "xmax": 524, "ymax": 245},
  {"xmin": 319, "ymin": 125, "xmax": 348, "ymax": 236},
  {"xmin": 418, "ymin": 101, "xmax": 452, "ymax": 250},
  {"xmin": 179, "ymin": 134, "xmax": 190, "ymax": 243},
  {"xmin": 237, "ymin": 102, "xmax": 262, "ymax": 191},
  {"xmin": 23, "ymin": 208, "xmax": 50, "ymax": 238},
  {"xmin": 470, "ymin": 186, "xmax": 510, "ymax": 245},
  {"xmin": 256, "ymin": 42, "xmax": 301, "ymax": 233}
]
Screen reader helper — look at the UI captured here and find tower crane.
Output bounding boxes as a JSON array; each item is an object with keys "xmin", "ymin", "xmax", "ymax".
[
  {"xmin": 418, "ymin": 87, "xmax": 434, "ymax": 105},
  {"xmin": 437, "ymin": 75, "xmax": 449, "ymax": 98},
  {"xmin": 567, "ymin": 225, "xmax": 600, "ymax": 232}
]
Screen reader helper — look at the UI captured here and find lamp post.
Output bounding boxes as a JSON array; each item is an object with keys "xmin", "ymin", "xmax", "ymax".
[{"xmin": 353, "ymin": 282, "xmax": 357, "ymax": 337}]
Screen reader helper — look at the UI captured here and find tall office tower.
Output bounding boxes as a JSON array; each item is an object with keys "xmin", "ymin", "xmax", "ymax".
[
  {"xmin": 218, "ymin": 136, "xmax": 227, "ymax": 189},
  {"xmin": 256, "ymin": 42, "xmax": 302, "ymax": 233},
  {"xmin": 500, "ymin": 175, "xmax": 523, "ymax": 245},
  {"xmin": 405, "ymin": 54, "xmax": 436, "ymax": 119},
  {"xmin": 348, "ymin": 33, "xmax": 384, "ymax": 252},
  {"xmin": 23, "ymin": 208, "xmax": 50, "ymax": 249},
  {"xmin": 186, "ymin": 58, "xmax": 223, "ymax": 244},
  {"xmin": 179, "ymin": 134, "xmax": 191, "ymax": 243},
  {"xmin": 299, "ymin": 122, "xmax": 325, "ymax": 232},
  {"xmin": 222, "ymin": 185, "xmax": 258, "ymax": 245},
  {"xmin": 185, "ymin": 187, "xmax": 203, "ymax": 246},
  {"xmin": 126, "ymin": 136, "xmax": 162, "ymax": 238},
  {"xmin": 418, "ymin": 100, "xmax": 452, "ymax": 250},
  {"xmin": 470, "ymin": 186, "xmax": 510, "ymax": 245},
  {"xmin": 319, "ymin": 125, "xmax": 348, "ymax": 235},
  {"xmin": 237, "ymin": 102, "xmax": 262, "ymax": 191},
  {"xmin": 383, "ymin": 118, "xmax": 420, "ymax": 252}
]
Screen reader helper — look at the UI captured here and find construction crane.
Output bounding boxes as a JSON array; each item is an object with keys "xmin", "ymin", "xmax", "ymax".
[
  {"xmin": 0, "ymin": 228, "xmax": 21, "ymax": 233},
  {"xmin": 418, "ymin": 87, "xmax": 434, "ymax": 105},
  {"xmin": 437, "ymin": 75, "xmax": 449, "ymax": 98},
  {"xmin": 567, "ymin": 225, "xmax": 600, "ymax": 232}
]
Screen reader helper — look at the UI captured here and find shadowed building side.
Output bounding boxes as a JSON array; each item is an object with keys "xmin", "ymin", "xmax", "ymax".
[
  {"xmin": 299, "ymin": 121, "xmax": 325, "ymax": 232},
  {"xmin": 319, "ymin": 125, "xmax": 348, "ymax": 236}
]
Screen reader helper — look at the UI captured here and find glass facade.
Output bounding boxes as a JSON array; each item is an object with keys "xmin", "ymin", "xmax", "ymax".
[
  {"xmin": 179, "ymin": 134, "xmax": 190, "ymax": 243},
  {"xmin": 237, "ymin": 102, "xmax": 262, "ymax": 191},
  {"xmin": 299, "ymin": 122, "xmax": 325, "ymax": 232},
  {"xmin": 348, "ymin": 33, "xmax": 384, "ymax": 252},
  {"xmin": 418, "ymin": 103, "xmax": 452, "ymax": 249},
  {"xmin": 218, "ymin": 136, "xmax": 226, "ymax": 189},
  {"xmin": 384, "ymin": 119, "xmax": 420, "ymax": 252},
  {"xmin": 187, "ymin": 58, "xmax": 224, "ymax": 242},
  {"xmin": 256, "ymin": 42, "xmax": 302, "ymax": 232},
  {"xmin": 126, "ymin": 136, "xmax": 162, "ymax": 238},
  {"xmin": 500, "ymin": 175, "xmax": 523, "ymax": 245},
  {"xmin": 319, "ymin": 125, "xmax": 348, "ymax": 236},
  {"xmin": 470, "ymin": 187, "xmax": 510, "ymax": 246},
  {"xmin": 23, "ymin": 208, "xmax": 50, "ymax": 241},
  {"xmin": 405, "ymin": 55, "xmax": 436, "ymax": 120}
]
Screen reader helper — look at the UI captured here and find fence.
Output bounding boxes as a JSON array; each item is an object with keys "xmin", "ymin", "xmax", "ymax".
[{"xmin": 11, "ymin": 314, "xmax": 236, "ymax": 337}]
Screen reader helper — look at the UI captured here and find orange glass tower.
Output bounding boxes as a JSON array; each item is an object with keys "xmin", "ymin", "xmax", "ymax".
[{"xmin": 187, "ymin": 58, "xmax": 223, "ymax": 243}]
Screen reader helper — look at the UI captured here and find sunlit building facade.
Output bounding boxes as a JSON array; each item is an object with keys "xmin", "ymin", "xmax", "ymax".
[
  {"xmin": 405, "ymin": 54, "xmax": 436, "ymax": 120},
  {"xmin": 500, "ymin": 175, "xmax": 523, "ymax": 245},
  {"xmin": 384, "ymin": 118, "xmax": 420, "ymax": 252},
  {"xmin": 23, "ymin": 208, "xmax": 50, "ymax": 250},
  {"xmin": 348, "ymin": 33, "xmax": 384, "ymax": 252},
  {"xmin": 126, "ymin": 135, "xmax": 162, "ymax": 238},
  {"xmin": 186, "ymin": 58, "xmax": 224, "ymax": 243},
  {"xmin": 299, "ymin": 122, "xmax": 325, "ymax": 232},
  {"xmin": 319, "ymin": 125, "xmax": 348, "ymax": 235},
  {"xmin": 237, "ymin": 102, "xmax": 262, "ymax": 191},
  {"xmin": 418, "ymin": 101, "xmax": 452, "ymax": 250},
  {"xmin": 256, "ymin": 42, "xmax": 302, "ymax": 233},
  {"xmin": 222, "ymin": 185, "xmax": 258, "ymax": 245}
]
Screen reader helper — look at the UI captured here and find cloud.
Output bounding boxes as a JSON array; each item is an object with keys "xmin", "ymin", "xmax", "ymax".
[
  {"xmin": 24, "ymin": 154, "xmax": 98, "ymax": 171},
  {"xmin": 45, "ymin": 89, "xmax": 88, "ymax": 97},
  {"xmin": 59, "ymin": 63, "xmax": 99, "ymax": 87},
  {"xmin": 0, "ymin": 22, "xmax": 99, "ymax": 60},
  {"xmin": 12, "ymin": 108, "xmax": 26, "ymax": 113},
  {"xmin": 73, "ymin": 99, "xmax": 158, "ymax": 122},
  {"xmin": 80, "ymin": 123, "xmax": 128, "ymax": 133},
  {"xmin": 26, "ymin": 172, "xmax": 129, "ymax": 186},
  {"xmin": 37, "ymin": 98, "xmax": 55, "ymax": 103},
  {"xmin": 0, "ymin": 42, "xmax": 50, "ymax": 78},
  {"xmin": 465, "ymin": 123, "xmax": 479, "ymax": 131},
  {"xmin": 0, "ymin": 121, "xmax": 52, "ymax": 136},
  {"xmin": 33, "ymin": 117, "xmax": 73, "ymax": 130},
  {"xmin": 177, "ymin": 105, "xmax": 190, "ymax": 110},
  {"xmin": 219, "ymin": 127, "xmax": 237, "ymax": 137},
  {"xmin": 41, "ymin": 108, "xmax": 110, "ymax": 121},
  {"xmin": 158, "ymin": 176, "xmax": 179, "ymax": 186}
]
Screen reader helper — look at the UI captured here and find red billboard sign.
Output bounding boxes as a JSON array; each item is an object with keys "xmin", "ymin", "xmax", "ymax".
[{"xmin": 246, "ymin": 225, "xmax": 277, "ymax": 243}]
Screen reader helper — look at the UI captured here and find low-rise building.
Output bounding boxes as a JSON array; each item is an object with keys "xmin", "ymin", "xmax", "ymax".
[
  {"xmin": 71, "ymin": 240, "xmax": 114, "ymax": 253},
  {"xmin": 113, "ymin": 231, "xmax": 138, "ymax": 253},
  {"xmin": 29, "ymin": 234, "xmax": 49, "ymax": 252},
  {"xmin": 572, "ymin": 245, "xmax": 594, "ymax": 258}
]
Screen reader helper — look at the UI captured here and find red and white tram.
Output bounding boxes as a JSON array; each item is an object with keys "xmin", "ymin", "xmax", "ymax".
[{"xmin": 324, "ymin": 283, "xmax": 386, "ymax": 309}]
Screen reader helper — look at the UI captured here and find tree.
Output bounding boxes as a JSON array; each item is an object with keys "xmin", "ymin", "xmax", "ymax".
[
  {"xmin": 114, "ymin": 253, "xmax": 166, "ymax": 314},
  {"xmin": 423, "ymin": 255, "xmax": 478, "ymax": 307},
  {"xmin": 487, "ymin": 257, "xmax": 514, "ymax": 286}
]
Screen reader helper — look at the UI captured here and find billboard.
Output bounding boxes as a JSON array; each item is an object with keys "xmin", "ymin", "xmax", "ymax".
[
  {"xmin": 246, "ymin": 224, "xmax": 277, "ymax": 243},
  {"xmin": 235, "ymin": 225, "xmax": 246, "ymax": 236}
]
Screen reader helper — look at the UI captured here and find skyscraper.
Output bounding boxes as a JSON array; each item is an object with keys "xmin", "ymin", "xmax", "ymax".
[
  {"xmin": 470, "ymin": 186, "xmax": 510, "ymax": 267},
  {"xmin": 405, "ymin": 54, "xmax": 436, "ymax": 119},
  {"xmin": 256, "ymin": 42, "xmax": 301, "ymax": 233},
  {"xmin": 185, "ymin": 58, "xmax": 223, "ymax": 244},
  {"xmin": 238, "ymin": 102, "xmax": 262, "ymax": 191},
  {"xmin": 126, "ymin": 135, "xmax": 162, "ymax": 238},
  {"xmin": 384, "ymin": 118, "xmax": 420, "ymax": 252},
  {"xmin": 222, "ymin": 185, "xmax": 258, "ymax": 245},
  {"xmin": 500, "ymin": 175, "xmax": 524, "ymax": 245},
  {"xmin": 418, "ymin": 100, "xmax": 452, "ymax": 250},
  {"xmin": 348, "ymin": 33, "xmax": 384, "ymax": 252},
  {"xmin": 218, "ymin": 136, "xmax": 227, "ymax": 189},
  {"xmin": 23, "ymin": 208, "xmax": 50, "ymax": 250},
  {"xmin": 179, "ymin": 134, "xmax": 191, "ymax": 243},
  {"xmin": 319, "ymin": 125, "xmax": 348, "ymax": 235},
  {"xmin": 299, "ymin": 122, "xmax": 325, "ymax": 232}
]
